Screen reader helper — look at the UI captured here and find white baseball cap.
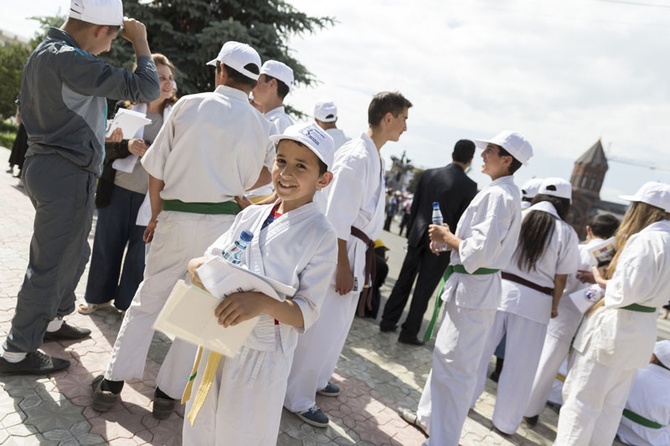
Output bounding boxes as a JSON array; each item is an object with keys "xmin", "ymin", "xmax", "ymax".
[
  {"xmin": 538, "ymin": 177, "xmax": 572, "ymax": 202},
  {"xmin": 620, "ymin": 181, "xmax": 670, "ymax": 212},
  {"xmin": 654, "ymin": 340, "xmax": 670, "ymax": 368},
  {"xmin": 314, "ymin": 101, "xmax": 338, "ymax": 123},
  {"xmin": 474, "ymin": 130, "xmax": 534, "ymax": 166},
  {"xmin": 69, "ymin": 0, "xmax": 123, "ymax": 26},
  {"xmin": 206, "ymin": 41, "xmax": 261, "ymax": 81},
  {"xmin": 260, "ymin": 60, "xmax": 294, "ymax": 89},
  {"xmin": 521, "ymin": 178, "xmax": 544, "ymax": 200},
  {"xmin": 270, "ymin": 122, "xmax": 334, "ymax": 169}
]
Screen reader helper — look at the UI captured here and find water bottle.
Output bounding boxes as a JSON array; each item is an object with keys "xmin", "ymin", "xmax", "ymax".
[
  {"xmin": 222, "ymin": 229, "xmax": 254, "ymax": 264},
  {"xmin": 431, "ymin": 202, "xmax": 448, "ymax": 252}
]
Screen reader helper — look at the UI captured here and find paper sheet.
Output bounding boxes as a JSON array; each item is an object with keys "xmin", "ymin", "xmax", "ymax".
[
  {"xmin": 569, "ymin": 284, "xmax": 604, "ymax": 313},
  {"xmin": 106, "ymin": 108, "xmax": 151, "ymax": 139}
]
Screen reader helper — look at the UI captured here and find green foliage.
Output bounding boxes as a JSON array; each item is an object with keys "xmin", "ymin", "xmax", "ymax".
[
  {"xmin": 0, "ymin": 44, "xmax": 31, "ymax": 119},
  {"xmin": 102, "ymin": 0, "xmax": 333, "ymax": 96},
  {"xmin": 28, "ymin": 14, "xmax": 66, "ymax": 47}
]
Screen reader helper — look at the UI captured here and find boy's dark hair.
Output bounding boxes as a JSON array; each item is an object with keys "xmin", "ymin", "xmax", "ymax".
[
  {"xmin": 216, "ymin": 61, "xmax": 258, "ymax": 88},
  {"xmin": 262, "ymin": 75, "xmax": 290, "ymax": 99},
  {"xmin": 452, "ymin": 139, "xmax": 475, "ymax": 164},
  {"xmin": 588, "ymin": 213, "xmax": 620, "ymax": 239},
  {"xmin": 67, "ymin": 17, "xmax": 121, "ymax": 35},
  {"xmin": 277, "ymin": 139, "xmax": 328, "ymax": 176},
  {"xmin": 497, "ymin": 146, "xmax": 522, "ymax": 175},
  {"xmin": 516, "ymin": 194, "xmax": 571, "ymax": 271},
  {"xmin": 367, "ymin": 92, "xmax": 413, "ymax": 127}
]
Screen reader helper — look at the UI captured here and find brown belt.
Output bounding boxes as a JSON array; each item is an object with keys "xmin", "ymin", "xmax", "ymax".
[
  {"xmin": 351, "ymin": 226, "xmax": 376, "ymax": 317},
  {"xmin": 501, "ymin": 272, "xmax": 553, "ymax": 296}
]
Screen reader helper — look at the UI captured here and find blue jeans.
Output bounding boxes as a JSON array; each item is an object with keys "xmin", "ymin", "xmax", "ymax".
[{"xmin": 84, "ymin": 184, "xmax": 146, "ymax": 311}]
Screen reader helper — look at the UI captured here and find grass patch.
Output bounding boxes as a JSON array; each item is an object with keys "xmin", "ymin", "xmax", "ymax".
[{"xmin": 0, "ymin": 131, "xmax": 17, "ymax": 150}]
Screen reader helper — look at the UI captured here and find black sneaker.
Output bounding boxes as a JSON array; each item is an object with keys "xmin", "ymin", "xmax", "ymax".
[
  {"xmin": 91, "ymin": 375, "xmax": 120, "ymax": 412},
  {"xmin": 295, "ymin": 405, "xmax": 329, "ymax": 428},
  {"xmin": 43, "ymin": 322, "xmax": 91, "ymax": 341},
  {"xmin": 152, "ymin": 388, "xmax": 176, "ymax": 419},
  {"xmin": 316, "ymin": 382, "xmax": 341, "ymax": 397},
  {"xmin": 0, "ymin": 351, "xmax": 70, "ymax": 375}
]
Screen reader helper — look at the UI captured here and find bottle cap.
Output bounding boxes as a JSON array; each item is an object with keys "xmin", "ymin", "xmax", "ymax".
[
  {"xmin": 240, "ymin": 229, "xmax": 254, "ymax": 242},
  {"xmin": 432, "ymin": 202, "xmax": 440, "ymax": 208}
]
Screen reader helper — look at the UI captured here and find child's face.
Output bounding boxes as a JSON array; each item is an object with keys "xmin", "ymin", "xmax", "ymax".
[
  {"xmin": 272, "ymin": 140, "xmax": 331, "ymax": 212},
  {"xmin": 481, "ymin": 144, "xmax": 512, "ymax": 180}
]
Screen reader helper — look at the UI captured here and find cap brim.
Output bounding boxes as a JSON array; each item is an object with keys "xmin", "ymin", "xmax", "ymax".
[
  {"xmin": 206, "ymin": 58, "xmax": 217, "ymax": 67},
  {"xmin": 619, "ymin": 194, "xmax": 638, "ymax": 202},
  {"xmin": 269, "ymin": 134, "xmax": 329, "ymax": 168},
  {"xmin": 473, "ymin": 139, "xmax": 491, "ymax": 150}
]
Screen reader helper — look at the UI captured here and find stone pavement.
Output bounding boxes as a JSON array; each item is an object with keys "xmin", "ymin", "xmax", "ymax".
[{"xmin": 0, "ymin": 154, "xmax": 657, "ymax": 445}]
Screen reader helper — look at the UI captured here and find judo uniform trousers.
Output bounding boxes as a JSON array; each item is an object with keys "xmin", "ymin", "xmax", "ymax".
[
  {"xmin": 617, "ymin": 363, "xmax": 670, "ymax": 446},
  {"xmin": 416, "ymin": 176, "xmax": 523, "ymax": 446},
  {"xmin": 183, "ymin": 202, "xmax": 337, "ymax": 446},
  {"xmin": 284, "ymin": 133, "xmax": 385, "ymax": 413},
  {"xmin": 556, "ymin": 220, "xmax": 670, "ymax": 446},
  {"xmin": 104, "ymin": 85, "xmax": 274, "ymax": 398},
  {"xmin": 471, "ymin": 202, "xmax": 579, "ymax": 434},
  {"xmin": 525, "ymin": 237, "xmax": 604, "ymax": 419}
]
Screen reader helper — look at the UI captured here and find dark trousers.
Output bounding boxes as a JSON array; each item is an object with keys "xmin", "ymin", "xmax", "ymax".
[
  {"xmin": 380, "ymin": 242, "xmax": 450, "ymax": 338},
  {"xmin": 84, "ymin": 185, "xmax": 146, "ymax": 311},
  {"xmin": 4, "ymin": 154, "xmax": 95, "ymax": 353}
]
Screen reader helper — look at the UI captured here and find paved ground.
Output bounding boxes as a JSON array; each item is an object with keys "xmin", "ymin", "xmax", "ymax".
[{"xmin": 0, "ymin": 153, "xmax": 660, "ymax": 445}]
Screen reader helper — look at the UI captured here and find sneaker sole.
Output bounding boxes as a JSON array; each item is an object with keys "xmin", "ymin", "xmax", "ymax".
[
  {"xmin": 294, "ymin": 411, "xmax": 329, "ymax": 428},
  {"xmin": 316, "ymin": 389, "xmax": 340, "ymax": 397},
  {"xmin": 152, "ymin": 399, "xmax": 176, "ymax": 420}
]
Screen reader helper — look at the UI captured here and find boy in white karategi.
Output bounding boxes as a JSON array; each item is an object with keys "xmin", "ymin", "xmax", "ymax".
[
  {"xmin": 313, "ymin": 100, "xmax": 351, "ymax": 150},
  {"xmin": 181, "ymin": 122, "xmax": 337, "ymax": 445},
  {"xmin": 252, "ymin": 60, "xmax": 295, "ymax": 133},
  {"xmin": 524, "ymin": 213, "xmax": 619, "ymax": 425},
  {"xmin": 470, "ymin": 177, "xmax": 580, "ymax": 435},
  {"xmin": 556, "ymin": 181, "xmax": 670, "ymax": 446},
  {"xmin": 91, "ymin": 41, "xmax": 275, "ymax": 419},
  {"xmin": 416, "ymin": 130, "xmax": 534, "ymax": 445},
  {"xmin": 284, "ymin": 92, "xmax": 413, "ymax": 427},
  {"xmin": 617, "ymin": 340, "xmax": 670, "ymax": 446}
]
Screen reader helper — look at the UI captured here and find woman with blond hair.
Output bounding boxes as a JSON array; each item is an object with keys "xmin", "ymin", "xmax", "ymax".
[
  {"xmin": 79, "ymin": 53, "xmax": 177, "ymax": 314},
  {"xmin": 555, "ymin": 181, "xmax": 670, "ymax": 446}
]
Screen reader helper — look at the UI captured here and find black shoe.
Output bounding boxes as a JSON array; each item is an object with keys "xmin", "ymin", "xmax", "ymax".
[
  {"xmin": 489, "ymin": 370, "xmax": 500, "ymax": 383},
  {"xmin": 398, "ymin": 335, "xmax": 425, "ymax": 346},
  {"xmin": 0, "ymin": 351, "xmax": 70, "ymax": 375},
  {"xmin": 492, "ymin": 425, "xmax": 512, "ymax": 437},
  {"xmin": 91, "ymin": 375, "xmax": 120, "ymax": 412},
  {"xmin": 153, "ymin": 387, "xmax": 176, "ymax": 419},
  {"xmin": 379, "ymin": 323, "xmax": 398, "ymax": 333},
  {"xmin": 43, "ymin": 322, "xmax": 91, "ymax": 341},
  {"xmin": 524, "ymin": 415, "xmax": 539, "ymax": 427}
]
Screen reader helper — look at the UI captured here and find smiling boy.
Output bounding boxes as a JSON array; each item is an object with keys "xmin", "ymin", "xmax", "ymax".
[
  {"xmin": 415, "ymin": 130, "xmax": 533, "ymax": 445},
  {"xmin": 182, "ymin": 122, "xmax": 337, "ymax": 445}
]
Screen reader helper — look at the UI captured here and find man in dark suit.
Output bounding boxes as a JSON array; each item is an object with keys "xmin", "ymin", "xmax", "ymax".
[{"xmin": 379, "ymin": 140, "xmax": 477, "ymax": 345}]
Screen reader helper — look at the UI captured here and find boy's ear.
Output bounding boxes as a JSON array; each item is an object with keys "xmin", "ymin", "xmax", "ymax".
[{"xmin": 316, "ymin": 171, "xmax": 334, "ymax": 190}]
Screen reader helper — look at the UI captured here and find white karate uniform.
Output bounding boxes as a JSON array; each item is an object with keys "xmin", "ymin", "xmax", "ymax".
[
  {"xmin": 556, "ymin": 220, "xmax": 670, "ymax": 446},
  {"xmin": 104, "ymin": 85, "xmax": 275, "ymax": 400},
  {"xmin": 471, "ymin": 202, "xmax": 580, "ymax": 434},
  {"xmin": 182, "ymin": 202, "xmax": 337, "ymax": 446},
  {"xmin": 416, "ymin": 176, "xmax": 523, "ymax": 446},
  {"xmin": 284, "ymin": 133, "xmax": 385, "ymax": 413},
  {"xmin": 264, "ymin": 105, "xmax": 294, "ymax": 134},
  {"xmin": 525, "ymin": 237, "xmax": 603, "ymax": 418},
  {"xmin": 617, "ymin": 364, "xmax": 670, "ymax": 446},
  {"xmin": 326, "ymin": 128, "xmax": 350, "ymax": 150}
]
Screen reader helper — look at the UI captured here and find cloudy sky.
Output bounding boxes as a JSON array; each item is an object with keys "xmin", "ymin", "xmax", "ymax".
[{"xmin": 3, "ymin": 0, "xmax": 670, "ymax": 202}]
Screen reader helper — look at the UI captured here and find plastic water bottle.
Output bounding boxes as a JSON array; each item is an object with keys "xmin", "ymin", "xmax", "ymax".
[
  {"xmin": 222, "ymin": 229, "xmax": 254, "ymax": 264},
  {"xmin": 431, "ymin": 202, "xmax": 448, "ymax": 252}
]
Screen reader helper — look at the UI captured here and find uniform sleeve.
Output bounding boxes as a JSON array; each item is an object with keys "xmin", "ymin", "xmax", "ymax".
[
  {"xmin": 556, "ymin": 225, "xmax": 581, "ymax": 275},
  {"xmin": 604, "ymin": 235, "xmax": 657, "ymax": 308},
  {"xmin": 61, "ymin": 52, "xmax": 160, "ymax": 104},
  {"xmin": 458, "ymin": 191, "xmax": 516, "ymax": 273},
  {"xmin": 324, "ymin": 150, "xmax": 366, "ymax": 239},
  {"xmin": 290, "ymin": 229, "xmax": 338, "ymax": 333},
  {"xmin": 263, "ymin": 139, "xmax": 275, "ymax": 171},
  {"xmin": 141, "ymin": 98, "xmax": 185, "ymax": 180}
]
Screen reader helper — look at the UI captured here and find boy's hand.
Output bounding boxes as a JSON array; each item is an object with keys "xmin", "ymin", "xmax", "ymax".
[
  {"xmin": 121, "ymin": 18, "xmax": 148, "ymax": 45},
  {"xmin": 234, "ymin": 195, "xmax": 253, "ymax": 209},
  {"xmin": 143, "ymin": 218, "xmax": 157, "ymax": 243},
  {"xmin": 215, "ymin": 292, "xmax": 267, "ymax": 327},
  {"xmin": 188, "ymin": 257, "xmax": 207, "ymax": 289},
  {"xmin": 335, "ymin": 265, "xmax": 354, "ymax": 295},
  {"xmin": 105, "ymin": 128, "xmax": 123, "ymax": 143},
  {"xmin": 128, "ymin": 138, "xmax": 148, "ymax": 157}
]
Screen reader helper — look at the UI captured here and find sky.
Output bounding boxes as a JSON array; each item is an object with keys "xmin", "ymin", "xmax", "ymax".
[{"xmin": 3, "ymin": 0, "xmax": 670, "ymax": 203}]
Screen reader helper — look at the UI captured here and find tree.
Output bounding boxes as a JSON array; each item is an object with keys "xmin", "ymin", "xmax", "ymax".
[
  {"xmin": 102, "ymin": 0, "xmax": 333, "ymax": 99},
  {"xmin": 0, "ymin": 43, "xmax": 30, "ymax": 120}
]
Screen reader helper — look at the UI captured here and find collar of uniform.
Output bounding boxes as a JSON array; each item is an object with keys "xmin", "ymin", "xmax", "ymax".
[
  {"xmin": 47, "ymin": 27, "xmax": 81, "ymax": 51},
  {"xmin": 489, "ymin": 175, "xmax": 515, "ymax": 188},
  {"xmin": 643, "ymin": 219, "xmax": 670, "ymax": 234},
  {"xmin": 264, "ymin": 105, "xmax": 286, "ymax": 117},
  {"xmin": 214, "ymin": 84, "xmax": 251, "ymax": 102},
  {"xmin": 525, "ymin": 200, "xmax": 560, "ymax": 220}
]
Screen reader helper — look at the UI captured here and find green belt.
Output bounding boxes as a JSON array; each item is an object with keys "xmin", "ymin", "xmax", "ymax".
[
  {"xmin": 423, "ymin": 265, "xmax": 500, "ymax": 342},
  {"xmin": 621, "ymin": 303, "xmax": 657, "ymax": 313},
  {"xmin": 623, "ymin": 408, "xmax": 663, "ymax": 429},
  {"xmin": 162, "ymin": 199, "xmax": 241, "ymax": 215}
]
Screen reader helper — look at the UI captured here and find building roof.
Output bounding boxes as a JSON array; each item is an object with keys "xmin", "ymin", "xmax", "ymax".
[{"xmin": 576, "ymin": 139, "xmax": 609, "ymax": 169}]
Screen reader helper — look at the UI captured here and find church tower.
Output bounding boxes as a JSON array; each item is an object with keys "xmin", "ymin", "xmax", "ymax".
[{"xmin": 567, "ymin": 140, "xmax": 609, "ymax": 239}]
